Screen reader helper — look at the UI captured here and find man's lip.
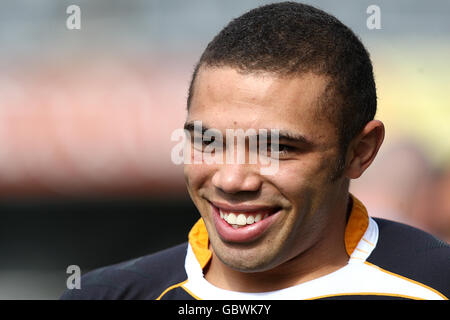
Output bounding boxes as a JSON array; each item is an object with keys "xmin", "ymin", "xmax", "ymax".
[
  {"xmin": 208, "ymin": 200, "xmax": 280, "ymax": 213},
  {"xmin": 210, "ymin": 202, "xmax": 283, "ymax": 243}
]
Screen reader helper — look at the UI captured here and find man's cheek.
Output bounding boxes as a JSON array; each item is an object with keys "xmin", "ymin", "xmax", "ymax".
[
  {"xmin": 183, "ymin": 165, "xmax": 192, "ymax": 184},
  {"xmin": 184, "ymin": 164, "xmax": 210, "ymax": 189},
  {"xmin": 270, "ymin": 167, "xmax": 307, "ymax": 191}
]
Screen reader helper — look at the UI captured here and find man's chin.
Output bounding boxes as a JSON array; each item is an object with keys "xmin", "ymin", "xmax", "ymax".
[{"xmin": 211, "ymin": 236, "xmax": 282, "ymax": 273}]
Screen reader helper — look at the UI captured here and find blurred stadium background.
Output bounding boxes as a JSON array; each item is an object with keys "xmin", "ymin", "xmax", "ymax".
[{"xmin": 0, "ymin": 0, "xmax": 449, "ymax": 299}]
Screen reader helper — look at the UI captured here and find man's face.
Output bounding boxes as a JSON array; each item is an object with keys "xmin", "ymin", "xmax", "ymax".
[{"xmin": 184, "ymin": 66, "xmax": 346, "ymax": 272}]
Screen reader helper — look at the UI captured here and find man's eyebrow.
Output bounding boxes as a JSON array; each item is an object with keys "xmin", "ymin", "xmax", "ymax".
[
  {"xmin": 183, "ymin": 122, "xmax": 313, "ymax": 146},
  {"xmin": 183, "ymin": 121, "xmax": 209, "ymax": 135},
  {"xmin": 275, "ymin": 129, "xmax": 314, "ymax": 146},
  {"xmin": 184, "ymin": 122, "xmax": 196, "ymax": 131}
]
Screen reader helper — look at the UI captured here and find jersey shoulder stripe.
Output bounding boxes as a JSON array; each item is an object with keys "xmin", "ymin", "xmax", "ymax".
[{"xmin": 367, "ymin": 218, "xmax": 450, "ymax": 299}]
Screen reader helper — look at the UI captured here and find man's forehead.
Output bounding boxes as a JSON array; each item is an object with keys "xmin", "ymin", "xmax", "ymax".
[
  {"xmin": 192, "ymin": 66, "xmax": 329, "ymax": 113},
  {"xmin": 188, "ymin": 66, "xmax": 335, "ymax": 141}
]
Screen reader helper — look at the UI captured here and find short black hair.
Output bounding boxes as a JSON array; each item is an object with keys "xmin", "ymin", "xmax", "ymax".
[{"xmin": 187, "ymin": 1, "xmax": 377, "ymax": 156}]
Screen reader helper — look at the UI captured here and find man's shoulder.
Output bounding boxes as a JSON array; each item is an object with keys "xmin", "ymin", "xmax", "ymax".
[
  {"xmin": 369, "ymin": 218, "xmax": 450, "ymax": 298},
  {"xmin": 60, "ymin": 242, "xmax": 189, "ymax": 300},
  {"xmin": 370, "ymin": 217, "xmax": 450, "ymax": 262}
]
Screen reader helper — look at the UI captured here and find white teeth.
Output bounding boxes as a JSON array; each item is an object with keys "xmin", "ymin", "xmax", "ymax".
[
  {"xmin": 219, "ymin": 209, "xmax": 228, "ymax": 220},
  {"xmin": 236, "ymin": 214, "xmax": 247, "ymax": 226},
  {"xmin": 220, "ymin": 209, "xmax": 271, "ymax": 226},
  {"xmin": 226, "ymin": 213, "xmax": 237, "ymax": 224}
]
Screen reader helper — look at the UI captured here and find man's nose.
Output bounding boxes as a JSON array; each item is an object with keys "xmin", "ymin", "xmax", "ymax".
[{"xmin": 211, "ymin": 163, "xmax": 262, "ymax": 194}]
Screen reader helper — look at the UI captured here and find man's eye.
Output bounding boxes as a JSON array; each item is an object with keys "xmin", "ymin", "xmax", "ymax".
[
  {"xmin": 270, "ymin": 144, "xmax": 294, "ymax": 157},
  {"xmin": 192, "ymin": 137, "xmax": 217, "ymax": 152}
]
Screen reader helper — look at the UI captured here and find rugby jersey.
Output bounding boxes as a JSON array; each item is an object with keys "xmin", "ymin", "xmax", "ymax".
[{"xmin": 60, "ymin": 195, "xmax": 449, "ymax": 300}]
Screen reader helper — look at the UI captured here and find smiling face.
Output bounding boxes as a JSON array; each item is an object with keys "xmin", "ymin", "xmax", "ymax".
[{"xmin": 184, "ymin": 66, "xmax": 350, "ymax": 273}]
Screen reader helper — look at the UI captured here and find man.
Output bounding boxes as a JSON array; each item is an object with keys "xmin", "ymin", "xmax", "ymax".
[{"xmin": 61, "ymin": 2, "xmax": 449, "ymax": 300}]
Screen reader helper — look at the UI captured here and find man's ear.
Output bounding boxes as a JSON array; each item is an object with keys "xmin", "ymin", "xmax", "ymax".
[{"xmin": 344, "ymin": 120, "xmax": 385, "ymax": 179}]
